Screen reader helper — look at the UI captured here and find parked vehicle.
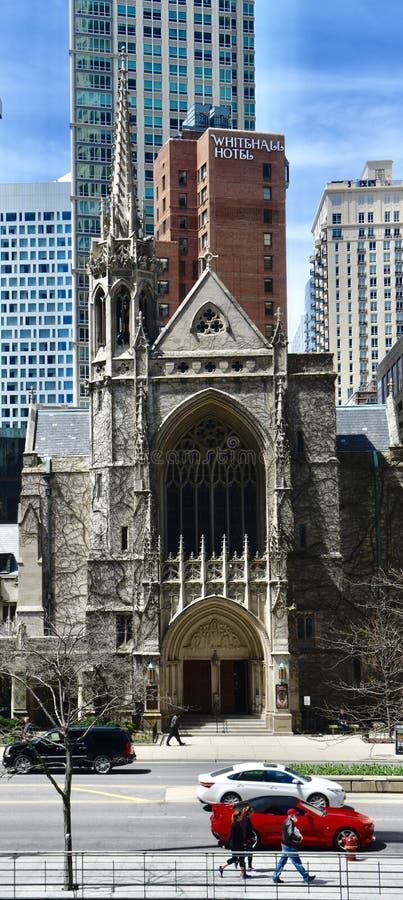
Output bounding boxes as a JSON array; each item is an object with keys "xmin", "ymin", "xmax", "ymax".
[
  {"xmin": 210, "ymin": 794, "xmax": 376, "ymax": 851},
  {"xmin": 197, "ymin": 762, "xmax": 345, "ymax": 807},
  {"xmin": 2, "ymin": 726, "xmax": 135, "ymax": 775}
]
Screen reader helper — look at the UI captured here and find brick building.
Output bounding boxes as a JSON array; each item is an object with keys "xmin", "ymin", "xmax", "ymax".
[{"xmin": 154, "ymin": 126, "xmax": 288, "ymax": 339}]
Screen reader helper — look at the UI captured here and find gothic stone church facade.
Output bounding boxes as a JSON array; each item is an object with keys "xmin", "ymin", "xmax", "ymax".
[
  {"xmin": 15, "ymin": 243, "xmax": 403, "ymax": 732},
  {"xmin": 10, "ymin": 67, "xmax": 403, "ymax": 733},
  {"xmin": 17, "ymin": 258, "xmax": 343, "ymax": 733}
]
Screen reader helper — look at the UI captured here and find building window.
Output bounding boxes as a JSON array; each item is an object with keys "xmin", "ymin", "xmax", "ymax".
[
  {"xmin": 179, "ymin": 193, "xmax": 187, "ymax": 208},
  {"xmin": 263, "ymin": 209, "xmax": 272, "ymax": 224},
  {"xmin": 178, "ymin": 170, "xmax": 187, "ymax": 186},
  {"xmin": 265, "ymin": 300, "xmax": 273, "ymax": 316},
  {"xmin": 165, "ymin": 417, "xmax": 261, "ymax": 556},
  {"xmin": 264, "ymin": 278, "xmax": 273, "ymax": 293},
  {"xmin": 179, "ymin": 238, "xmax": 188, "ymax": 255},
  {"xmin": 116, "ymin": 613, "xmax": 133, "ymax": 648},
  {"xmin": 262, "ymin": 163, "xmax": 272, "ymax": 181},
  {"xmin": 194, "ymin": 305, "xmax": 225, "ymax": 335},
  {"xmin": 159, "ymin": 303, "xmax": 170, "ymax": 319},
  {"xmin": 263, "ymin": 232, "xmax": 272, "ymax": 247},
  {"xmin": 263, "ymin": 187, "xmax": 272, "ymax": 200},
  {"xmin": 121, "ymin": 526, "xmax": 128, "ymax": 552},
  {"xmin": 158, "ymin": 281, "xmax": 169, "ymax": 295},
  {"xmin": 263, "ymin": 255, "xmax": 273, "ymax": 270},
  {"xmin": 296, "ymin": 430, "xmax": 304, "ymax": 455},
  {"xmin": 265, "ymin": 323, "xmax": 274, "ymax": 338},
  {"xmin": 297, "ymin": 523, "xmax": 306, "ymax": 549},
  {"xmin": 296, "ymin": 614, "xmax": 314, "ymax": 641},
  {"xmin": 179, "ymin": 216, "xmax": 188, "ymax": 229}
]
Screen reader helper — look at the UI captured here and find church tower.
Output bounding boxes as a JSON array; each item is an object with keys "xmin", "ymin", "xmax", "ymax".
[{"xmin": 86, "ymin": 55, "xmax": 160, "ymax": 717}]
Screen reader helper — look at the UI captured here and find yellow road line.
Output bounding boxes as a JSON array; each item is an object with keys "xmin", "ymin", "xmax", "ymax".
[{"xmin": 70, "ymin": 786, "xmax": 159, "ymax": 802}]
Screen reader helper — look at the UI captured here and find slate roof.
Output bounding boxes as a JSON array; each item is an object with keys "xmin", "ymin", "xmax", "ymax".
[
  {"xmin": 33, "ymin": 408, "xmax": 89, "ymax": 458},
  {"xmin": 336, "ymin": 405, "xmax": 391, "ymax": 452}
]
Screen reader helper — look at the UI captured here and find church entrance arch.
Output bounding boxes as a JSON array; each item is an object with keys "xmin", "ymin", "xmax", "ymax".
[{"xmin": 161, "ymin": 598, "xmax": 265, "ymax": 717}]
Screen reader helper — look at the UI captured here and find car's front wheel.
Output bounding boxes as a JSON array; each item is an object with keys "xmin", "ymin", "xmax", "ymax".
[
  {"xmin": 14, "ymin": 754, "xmax": 34, "ymax": 774},
  {"xmin": 251, "ymin": 828, "xmax": 261, "ymax": 850},
  {"xmin": 92, "ymin": 755, "xmax": 112, "ymax": 775},
  {"xmin": 334, "ymin": 827, "xmax": 360, "ymax": 851},
  {"xmin": 307, "ymin": 792, "xmax": 328, "ymax": 808},
  {"xmin": 220, "ymin": 791, "xmax": 241, "ymax": 804}
]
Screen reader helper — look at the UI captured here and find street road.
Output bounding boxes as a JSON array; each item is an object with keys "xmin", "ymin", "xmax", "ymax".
[{"xmin": 0, "ymin": 762, "xmax": 402, "ymax": 854}]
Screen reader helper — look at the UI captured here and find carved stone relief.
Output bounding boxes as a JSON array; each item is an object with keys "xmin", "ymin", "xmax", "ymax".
[{"xmin": 184, "ymin": 617, "xmax": 246, "ymax": 650}]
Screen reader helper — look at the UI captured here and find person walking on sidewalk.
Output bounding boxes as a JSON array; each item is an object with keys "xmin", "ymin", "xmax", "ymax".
[
  {"xmin": 218, "ymin": 810, "xmax": 249, "ymax": 879},
  {"xmin": 166, "ymin": 712, "xmax": 184, "ymax": 746},
  {"xmin": 21, "ymin": 716, "xmax": 33, "ymax": 740},
  {"xmin": 241, "ymin": 805, "xmax": 255, "ymax": 871},
  {"xmin": 272, "ymin": 809, "xmax": 315, "ymax": 885}
]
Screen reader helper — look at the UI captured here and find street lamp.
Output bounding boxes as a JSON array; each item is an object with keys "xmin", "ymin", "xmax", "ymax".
[
  {"xmin": 278, "ymin": 660, "xmax": 287, "ymax": 684},
  {"xmin": 147, "ymin": 661, "xmax": 158, "ymax": 684}
]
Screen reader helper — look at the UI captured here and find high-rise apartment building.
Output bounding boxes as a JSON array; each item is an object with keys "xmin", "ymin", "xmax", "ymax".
[
  {"xmin": 69, "ymin": 0, "xmax": 256, "ymax": 401},
  {"xmin": 154, "ymin": 120, "xmax": 287, "ymax": 336},
  {"xmin": 311, "ymin": 161, "xmax": 403, "ymax": 404},
  {"xmin": 0, "ymin": 181, "xmax": 73, "ymax": 430}
]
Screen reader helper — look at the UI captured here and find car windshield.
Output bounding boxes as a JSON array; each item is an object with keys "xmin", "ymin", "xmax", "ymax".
[
  {"xmin": 210, "ymin": 766, "xmax": 234, "ymax": 777},
  {"xmin": 299, "ymin": 800, "xmax": 326, "ymax": 817},
  {"xmin": 247, "ymin": 797, "xmax": 326, "ymax": 818},
  {"xmin": 283, "ymin": 766, "xmax": 311, "ymax": 784},
  {"xmin": 45, "ymin": 731, "xmax": 62, "ymax": 743}
]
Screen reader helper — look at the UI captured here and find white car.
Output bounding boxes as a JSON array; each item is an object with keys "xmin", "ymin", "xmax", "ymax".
[{"xmin": 197, "ymin": 762, "xmax": 345, "ymax": 808}]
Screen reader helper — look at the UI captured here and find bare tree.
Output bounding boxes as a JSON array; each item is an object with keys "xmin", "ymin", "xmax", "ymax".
[
  {"xmin": 321, "ymin": 570, "xmax": 403, "ymax": 736},
  {"xmin": 0, "ymin": 615, "xmax": 133, "ymax": 891}
]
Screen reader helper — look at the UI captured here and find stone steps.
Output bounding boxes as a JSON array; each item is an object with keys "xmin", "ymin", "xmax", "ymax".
[{"xmin": 180, "ymin": 714, "xmax": 267, "ymax": 736}]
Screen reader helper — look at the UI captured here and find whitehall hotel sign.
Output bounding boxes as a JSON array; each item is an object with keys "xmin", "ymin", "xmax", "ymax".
[{"xmin": 211, "ymin": 133, "xmax": 285, "ymax": 160}]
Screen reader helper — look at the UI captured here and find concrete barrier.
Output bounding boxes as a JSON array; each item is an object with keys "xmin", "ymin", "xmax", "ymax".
[{"xmin": 337, "ymin": 775, "xmax": 403, "ymax": 793}]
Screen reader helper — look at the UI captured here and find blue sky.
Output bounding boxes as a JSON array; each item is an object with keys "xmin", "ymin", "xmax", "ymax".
[{"xmin": 1, "ymin": 1, "xmax": 403, "ymax": 336}]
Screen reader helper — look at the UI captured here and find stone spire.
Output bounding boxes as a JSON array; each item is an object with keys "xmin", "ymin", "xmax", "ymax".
[{"xmin": 108, "ymin": 51, "xmax": 137, "ymax": 239}]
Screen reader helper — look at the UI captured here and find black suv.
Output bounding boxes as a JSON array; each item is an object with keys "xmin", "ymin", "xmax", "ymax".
[{"xmin": 2, "ymin": 726, "xmax": 135, "ymax": 775}]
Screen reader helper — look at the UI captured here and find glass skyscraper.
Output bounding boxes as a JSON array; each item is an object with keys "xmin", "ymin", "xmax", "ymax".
[
  {"xmin": 0, "ymin": 180, "xmax": 73, "ymax": 430},
  {"xmin": 69, "ymin": 0, "xmax": 256, "ymax": 401}
]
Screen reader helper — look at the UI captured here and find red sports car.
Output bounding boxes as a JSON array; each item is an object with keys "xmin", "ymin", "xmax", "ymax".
[{"xmin": 210, "ymin": 794, "xmax": 375, "ymax": 852}]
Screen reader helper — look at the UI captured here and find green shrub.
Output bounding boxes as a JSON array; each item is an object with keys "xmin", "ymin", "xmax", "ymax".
[{"xmin": 293, "ymin": 763, "xmax": 403, "ymax": 776}]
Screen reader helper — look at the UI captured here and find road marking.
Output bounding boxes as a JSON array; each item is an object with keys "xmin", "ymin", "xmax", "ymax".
[
  {"xmin": 165, "ymin": 787, "xmax": 197, "ymax": 803},
  {"xmin": 127, "ymin": 815, "xmax": 187, "ymax": 819},
  {"xmin": 70, "ymin": 786, "xmax": 161, "ymax": 802}
]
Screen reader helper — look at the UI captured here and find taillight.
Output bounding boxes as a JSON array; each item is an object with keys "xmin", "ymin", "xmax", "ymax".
[
  {"xmin": 200, "ymin": 781, "xmax": 214, "ymax": 788},
  {"xmin": 125, "ymin": 740, "xmax": 131, "ymax": 755}
]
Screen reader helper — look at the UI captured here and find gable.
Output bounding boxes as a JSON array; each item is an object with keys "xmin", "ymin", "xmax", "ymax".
[{"xmin": 154, "ymin": 268, "xmax": 269, "ymax": 355}]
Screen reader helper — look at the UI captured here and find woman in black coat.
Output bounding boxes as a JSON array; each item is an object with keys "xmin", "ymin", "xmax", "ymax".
[
  {"xmin": 241, "ymin": 805, "xmax": 255, "ymax": 871},
  {"xmin": 218, "ymin": 811, "xmax": 249, "ymax": 879}
]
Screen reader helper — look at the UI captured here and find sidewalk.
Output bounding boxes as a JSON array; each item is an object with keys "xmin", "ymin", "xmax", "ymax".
[
  {"xmin": 134, "ymin": 732, "xmax": 397, "ymax": 764},
  {"xmin": 0, "ymin": 850, "xmax": 402, "ymax": 899}
]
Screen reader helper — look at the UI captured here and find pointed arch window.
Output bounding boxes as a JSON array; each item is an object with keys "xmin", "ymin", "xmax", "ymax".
[
  {"xmin": 115, "ymin": 284, "xmax": 131, "ymax": 349},
  {"xmin": 94, "ymin": 288, "xmax": 106, "ymax": 350},
  {"xmin": 193, "ymin": 304, "xmax": 226, "ymax": 336},
  {"xmin": 165, "ymin": 416, "xmax": 262, "ymax": 557},
  {"xmin": 139, "ymin": 287, "xmax": 156, "ymax": 340}
]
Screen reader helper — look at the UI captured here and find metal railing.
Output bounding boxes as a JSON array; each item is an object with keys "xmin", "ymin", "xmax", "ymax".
[{"xmin": 0, "ymin": 850, "xmax": 402, "ymax": 898}]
